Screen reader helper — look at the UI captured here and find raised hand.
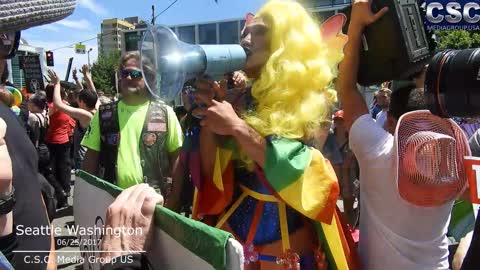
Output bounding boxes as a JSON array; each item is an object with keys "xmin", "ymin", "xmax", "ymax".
[
  {"xmin": 232, "ymin": 71, "xmax": 247, "ymax": 90},
  {"xmin": 80, "ymin": 64, "xmax": 91, "ymax": 78},
  {"xmin": 72, "ymin": 68, "xmax": 78, "ymax": 80},
  {"xmin": 220, "ymin": 71, "xmax": 248, "ymax": 92},
  {"xmin": 350, "ymin": 0, "xmax": 388, "ymax": 29},
  {"xmin": 47, "ymin": 69, "xmax": 60, "ymax": 85}
]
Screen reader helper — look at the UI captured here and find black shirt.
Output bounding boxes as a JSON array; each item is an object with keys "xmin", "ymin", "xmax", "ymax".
[
  {"xmin": 0, "ymin": 104, "xmax": 50, "ymax": 270},
  {"xmin": 461, "ymin": 209, "xmax": 480, "ymax": 269}
]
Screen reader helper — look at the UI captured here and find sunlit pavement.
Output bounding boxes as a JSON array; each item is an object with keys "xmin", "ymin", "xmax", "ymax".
[{"xmin": 51, "ymin": 174, "xmax": 82, "ymax": 270}]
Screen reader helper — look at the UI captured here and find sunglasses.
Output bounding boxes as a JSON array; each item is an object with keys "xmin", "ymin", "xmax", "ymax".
[
  {"xmin": 0, "ymin": 31, "xmax": 21, "ymax": 59},
  {"xmin": 121, "ymin": 69, "xmax": 143, "ymax": 79}
]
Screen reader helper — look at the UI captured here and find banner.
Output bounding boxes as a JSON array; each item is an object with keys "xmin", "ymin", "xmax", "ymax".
[
  {"xmin": 19, "ymin": 55, "xmax": 45, "ymax": 93},
  {"xmin": 74, "ymin": 171, "xmax": 244, "ymax": 270}
]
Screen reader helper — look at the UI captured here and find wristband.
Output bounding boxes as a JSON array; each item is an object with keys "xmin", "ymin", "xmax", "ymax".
[{"xmin": 0, "ymin": 187, "xmax": 15, "ymax": 215}]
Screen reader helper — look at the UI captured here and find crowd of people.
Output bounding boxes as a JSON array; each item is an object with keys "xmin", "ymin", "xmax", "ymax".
[{"xmin": 2, "ymin": 0, "xmax": 480, "ymax": 270}]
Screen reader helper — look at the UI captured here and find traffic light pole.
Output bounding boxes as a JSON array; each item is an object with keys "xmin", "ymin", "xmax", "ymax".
[{"xmin": 87, "ymin": 48, "xmax": 93, "ymax": 67}]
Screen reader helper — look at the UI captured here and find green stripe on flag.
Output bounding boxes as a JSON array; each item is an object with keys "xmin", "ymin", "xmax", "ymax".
[
  {"xmin": 264, "ymin": 137, "xmax": 311, "ymax": 191},
  {"xmin": 77, "ymin": 170, "xmax": 233, "ymax": 270},
  {"xmin": 314, "ymin": 221, "xmax": 338, "ymax": 270}
]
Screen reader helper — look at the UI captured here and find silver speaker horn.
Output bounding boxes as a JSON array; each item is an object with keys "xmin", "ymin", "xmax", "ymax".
[{"xmin": 140, "ymin": 25, "xmax": 247, "ymax": 102}]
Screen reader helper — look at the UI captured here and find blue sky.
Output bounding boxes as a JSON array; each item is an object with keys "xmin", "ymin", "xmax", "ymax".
[{"xmin": 22, "ymin": 0, "xmax": 268, "ymax": 79}]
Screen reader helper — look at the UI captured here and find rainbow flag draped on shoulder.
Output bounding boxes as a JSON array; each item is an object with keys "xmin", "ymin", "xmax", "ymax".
[{"xmin": 189, "ymin": 136, "xmax": 360, "ymax": 270}]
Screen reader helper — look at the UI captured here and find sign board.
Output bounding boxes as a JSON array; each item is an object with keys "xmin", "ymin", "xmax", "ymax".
[
  {"xmin": 19, "ymin": 55, "xmax": 45, "ymax": 93},
  {"xmin": 75, "ymin": 43, "xmax": 86, "ymax": 54},
  {"xmin": 464, "ymin": 156, "xmax": 480, "ymax": 204},
  {"xmin": 74, "ymin": 171, "xmax": 243, "ymax": 270}
]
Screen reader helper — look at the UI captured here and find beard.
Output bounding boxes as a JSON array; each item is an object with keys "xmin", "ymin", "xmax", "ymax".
[{"xmin": 122, "ymin": 85, "xmax": 143, "ymax": 96}]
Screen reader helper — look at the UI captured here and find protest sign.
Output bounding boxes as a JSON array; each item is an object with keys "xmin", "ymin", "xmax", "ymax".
[{"xmin": 74, "ymin": 170, "xmax": 243, "ymax": 270}]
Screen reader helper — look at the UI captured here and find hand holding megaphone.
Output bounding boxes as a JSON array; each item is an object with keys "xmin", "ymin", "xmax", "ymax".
[
  {"xmin": 140, "ymin": 25, "xmax": 247, "ymax": 103},
  {"xmin": 192, "ymin": 93, "xmax": 243, "ymax": 136}
]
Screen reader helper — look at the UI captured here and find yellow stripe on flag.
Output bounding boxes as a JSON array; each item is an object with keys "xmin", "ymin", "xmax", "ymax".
[
  {"xmin": 213, "ymin": 147, "xmax": 233, "ymax": 191},
  {"xmin": 278, "ymin": 149, "xmax": 338, "ymax": 222},
  {"xmin": 321, "ymin": 214, "xmax": 349, "ymax": 270}
]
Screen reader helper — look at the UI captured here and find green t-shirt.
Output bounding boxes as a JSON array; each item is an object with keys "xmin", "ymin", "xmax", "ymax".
[{"xmin": 81, "ymin": 100, "xmax": 183, "ymax": 188}]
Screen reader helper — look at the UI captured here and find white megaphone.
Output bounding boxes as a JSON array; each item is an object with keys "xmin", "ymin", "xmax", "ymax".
[{"xmin": 140, "ymin": 25, "xmax": 247, "ymax": 102}]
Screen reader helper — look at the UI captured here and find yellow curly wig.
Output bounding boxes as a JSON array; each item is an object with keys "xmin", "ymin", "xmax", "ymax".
[{"xmin": 243, "ymin": 0, "xmax": 343, "ymax": 140}]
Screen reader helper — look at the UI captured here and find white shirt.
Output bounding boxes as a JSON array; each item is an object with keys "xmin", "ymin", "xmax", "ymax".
[
  {"xmin": 349, "ymin": 115, "xmax": 453, "ymax": 270},
  {"xmin": 375, "ymin": 110, "xmax": 387, "ymax": 128}
]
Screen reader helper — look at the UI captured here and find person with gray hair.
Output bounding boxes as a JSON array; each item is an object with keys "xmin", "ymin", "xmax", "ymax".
[{"xmin": 82, "ymin": 52, "xmax": 185, "ymax": 212}]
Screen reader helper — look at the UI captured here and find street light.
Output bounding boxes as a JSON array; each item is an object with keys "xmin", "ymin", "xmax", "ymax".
[{"xmin": 87, "ymin": 48, "xmax": 93, "ymax": 67}]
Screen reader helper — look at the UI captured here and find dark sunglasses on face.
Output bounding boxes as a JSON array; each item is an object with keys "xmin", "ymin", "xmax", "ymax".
[
  {"xmin": 0, "ymin": 31, "xmax": 21, "ymax": 59},
  {"xmin": 121, "ymin": 69, "xmax": 143, "ymax": 79}
]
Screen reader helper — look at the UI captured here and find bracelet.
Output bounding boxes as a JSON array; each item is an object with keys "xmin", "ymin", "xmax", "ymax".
[{"xmin": 0, "ymin": 187, "xmax": 15, "ymax": 215}]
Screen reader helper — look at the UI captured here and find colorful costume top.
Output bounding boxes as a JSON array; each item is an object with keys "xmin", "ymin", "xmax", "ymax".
[{"xmin": 182, "ymin": 9, "xmax": 358, "ymax": 270}]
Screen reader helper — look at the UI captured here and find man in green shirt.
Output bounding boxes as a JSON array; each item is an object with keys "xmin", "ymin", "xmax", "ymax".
[{"xmin": 82, "ymin": 52, "xmax": 184, "ymax": 211}]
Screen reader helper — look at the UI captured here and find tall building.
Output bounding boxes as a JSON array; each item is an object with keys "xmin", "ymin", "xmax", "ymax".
[
  {"xmin": 124, "ymin": 16, "xmax": 148, "ymax": 28},
  {"xmin": 121, "ymin": 1, "xmax": 352, "ymax": 54},
  {"xmin": 98, "ymin": 18, "xmax": 135, "ymax": 56},
  {"xmin": 304, "ymin": 0, "xmax": 351, "ymax": 18}
]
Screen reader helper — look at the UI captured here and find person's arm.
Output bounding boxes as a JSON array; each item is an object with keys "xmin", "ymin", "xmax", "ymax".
[
  {"xmin": 81, "ymin": 64, "xmax": 96, "ymax": 92},
  {"xmin": 166, "ymin": 150, "xmax": 183, "ymax": 212},
  {"xmin": 199, "ymin": 128, "xmax": 218, "ymax": 178},
  {"xmin": 469, "ymin": 130, "xmax": 480, "ymax": 157},
  {"xmin": 336, "ymin": 0, "xmax": 388, "ymax": 130},
  {"xmin": 72, "ymin": 68, "xmax": 84, "ymax": 90},
  {"xmin": 27, "ymin": 115, "xmax": 40, "ymax": 147},
  {"xmin": 230, "ymin": 120, "xmax": 266, "ymax": 167},
  {"xmin": 81, "ymin": 112, "xmax": 102, "ymax": 176},
  {"xmin": 163, "ymin": 107, "xmax": 184, "ymax": 212},
  {"xmin": 194, "ymin": 96, "xmax": 266, "ymax": 168},
  {"xmin": 0, "ymin": 118, "xmax": 13, "ymax": 238},
  {"xmin": 48, "ymin": 70, "xmax": 93, "ymax": 125},
  {"xmin": 82, "ymin": 149, "xmax": 100, "ymax": 176},
  {"xmin": 0, "ymin": 117, "xmax": 15, "ymax": 269},
  {"xmin": 453, "ymin": 231, "xmax": 473, "ymax": 270}
]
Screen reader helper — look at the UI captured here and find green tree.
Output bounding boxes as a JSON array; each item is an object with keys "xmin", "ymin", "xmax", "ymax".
[
  {"xmin": 472, "ymin": 33, "xmax": 480, "ymax": 48},
  {"xmin": 90, "ymin": 50, "xmax": 121, "ymax": 96},
  {"xmin": 435, "ymin": 30, "xmax": 480, "ymax": 50}
]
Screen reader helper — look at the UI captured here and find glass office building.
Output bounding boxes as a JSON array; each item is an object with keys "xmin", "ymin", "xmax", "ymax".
[{"xmin": 122, "ymin": 0, "xmax": 352, "ymax": 51}]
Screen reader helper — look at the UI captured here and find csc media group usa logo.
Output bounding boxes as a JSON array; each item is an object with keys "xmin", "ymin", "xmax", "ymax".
[{"xmin": 425, "ymin": 0, "xmax": 480, "ymax": 30}]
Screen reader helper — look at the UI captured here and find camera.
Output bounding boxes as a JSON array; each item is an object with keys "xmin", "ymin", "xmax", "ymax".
[
  {"xmin": 342, "ymin": 0, "xmax": 433, "ymax": 86},
  {"xmin": 425, "ymin": 48, "xmax": 480, "ymax": 117}
]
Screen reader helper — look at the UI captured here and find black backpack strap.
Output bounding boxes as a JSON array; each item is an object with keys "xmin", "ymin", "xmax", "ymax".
[
  {"xmin": 33, "ymin": 113, "xmax": 49, "ymax": 146},
  {"xmin": 99, "ymin": 101, "xmax": 120, "ymax": 183}
]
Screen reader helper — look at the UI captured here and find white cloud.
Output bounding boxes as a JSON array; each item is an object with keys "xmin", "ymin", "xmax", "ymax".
[
  {"xmin": 37, "ymin": 24, "xmax": 60, "ymax": 32},
  {"xmin": 77, "ymin": 0, "xmax": 108, "ymax": 16},
  {"xmin": 56, "ymin": 19, "xmax": 92, "ymax": 30}
]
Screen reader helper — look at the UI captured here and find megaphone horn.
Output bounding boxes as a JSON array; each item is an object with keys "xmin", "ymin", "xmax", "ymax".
[{"xmin": 140, "ymin": 25, "xmax": 247, "ymax": 102}]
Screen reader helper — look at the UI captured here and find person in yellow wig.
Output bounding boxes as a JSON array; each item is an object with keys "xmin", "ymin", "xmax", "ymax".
[{"xmin": 190, "ymin": 1, "xmax": 361, "ymax": 269}]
